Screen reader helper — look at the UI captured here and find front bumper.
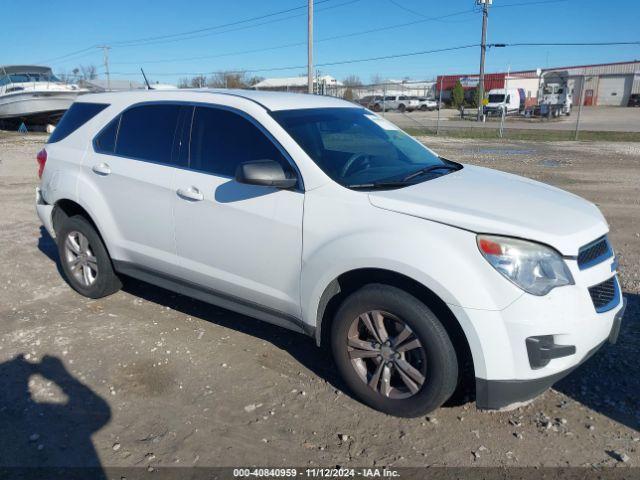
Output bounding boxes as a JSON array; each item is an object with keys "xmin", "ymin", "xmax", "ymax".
[{"xmin": 475, "ymin": 296, "xmax": 626, "ymax": 409}]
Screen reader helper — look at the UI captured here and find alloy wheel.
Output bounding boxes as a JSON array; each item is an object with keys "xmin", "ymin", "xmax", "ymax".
[
  {"xmin": 347, "ymin": 310, "xmax": 427, "ymax": 399},
  {"xmin": 63, "ymin": 231, "xmax": 99, "ymax": 287}
]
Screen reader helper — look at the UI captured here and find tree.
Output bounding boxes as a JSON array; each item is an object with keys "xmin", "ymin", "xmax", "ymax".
[
  {"xmin": 452, "ymin": 80, "xmax": 465, "ymax": 109},
  {"xmin": 79, "ymin": 65, "xmax": 97, "ymax": 80},
  {"xmin": 342, "ymin": 75, "xmax": 363, "ymax": 101},
  {"xmin": 188, "ymin": 75, "xmax": 207, "ymax": 88},
  {"xmin": 370, "ymin": 74, "xmax": 384, "ymax": 87}
]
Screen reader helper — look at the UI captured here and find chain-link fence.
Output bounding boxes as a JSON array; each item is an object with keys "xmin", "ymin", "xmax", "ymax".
[{"xmin": 321, "ymin": 78, "xmax": 640, "ymax": 142}]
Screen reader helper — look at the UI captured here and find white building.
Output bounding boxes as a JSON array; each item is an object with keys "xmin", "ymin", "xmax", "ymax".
[{"xmin": 252, "ymin": 75, "xmax": 343, "ymax": 96}]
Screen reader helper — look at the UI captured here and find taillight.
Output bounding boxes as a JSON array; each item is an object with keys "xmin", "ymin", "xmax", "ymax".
[{"xmin": 37, "ymin": 149, "xmax": 47, "ymax": 178}]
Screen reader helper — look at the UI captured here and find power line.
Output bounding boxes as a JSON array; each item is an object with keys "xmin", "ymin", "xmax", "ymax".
[
  {"xmin": 104, "ymin": 40, "xmax": 639, "ymax": 78},
  {"xmin": 110, "ymin": 7, "xmax": 477, "ymax": 66},
  {"xmin": 108, "ymin": 43, "xmax": 480, "ymax": 76},
  {"xmin": 33, "ymin": 0, "xmax": 347, "ymax": 66},
  {"xmin": 110, "ymin": 0, "xmax": 345, "ymax": 48},
  {"xmin": 35, "ymin": 46, "xmax": 98, "ymax": 65},
  {"xmin": 491, "ymin": 41, "xmax": 640, "ymax": 47},
  {"xmin": 107, "ymin": 0, "xmax": 574, "ymax": 67}
]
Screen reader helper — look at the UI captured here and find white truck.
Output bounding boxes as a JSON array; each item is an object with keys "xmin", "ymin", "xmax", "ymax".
[
  {"xmin": 526, "ymin": 70, "xmax": 573, "ymax": 118},
  {"xmin": 483, "ymin": 88, "xmax": 523, "ymax": 117}
]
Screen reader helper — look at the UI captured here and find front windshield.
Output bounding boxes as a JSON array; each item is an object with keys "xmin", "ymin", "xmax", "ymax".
[
  {"xmin": 488, "ymin": 94, "xmax": 505, "ymax": 103},
  {"xmin": 271, "ymin": 107, "xmax": 449, "ymax": 188}
]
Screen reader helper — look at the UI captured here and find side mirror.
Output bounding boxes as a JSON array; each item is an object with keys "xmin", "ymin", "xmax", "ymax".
[{"xmin": 235, "ymin": 159, "xmax": 297, "ymax": 189}]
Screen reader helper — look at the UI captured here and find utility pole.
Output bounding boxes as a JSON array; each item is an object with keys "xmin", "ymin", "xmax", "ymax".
[
  {"xmin": 308, "ymin": 0, "xmax": 314, "ymax": 94},
  {"xmin": 476, "ymin": 0, "xmax": 491, "ymax": 121},
  {"xmin": 574, "ymin": 74, "xmax": 586, "ymax": 140},
  {"xmin": 98, "ymin": 45, "xmax": 111, "ymax": 91}
]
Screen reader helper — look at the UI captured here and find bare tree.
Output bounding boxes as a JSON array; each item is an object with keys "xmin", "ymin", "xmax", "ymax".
[
  {"xmin": 80, "ymin": 65, "xmax": 97, "ymax": 80},
  {"xmin": 188, "ymin": 75, "xmax": 207, "ymax": 88},
  {"xmin": 342, "ymin": 74, "xmax": 363, "ymax": 101},
  {"xmin": 207, "ymin": 71, "xmax": 263, "ymax": 89},
  {"xmin": 370, "ymin": 74, "xmax": 384, "ymax": 87},
  {"xmin": 177, "ymin": 72, "xmax": 264, "ymax": 90}
]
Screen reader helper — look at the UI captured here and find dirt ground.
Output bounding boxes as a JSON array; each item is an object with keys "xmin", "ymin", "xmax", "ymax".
[{"xmin": 0, "ymin": 132, "xmax": 638, "ymax": 471}]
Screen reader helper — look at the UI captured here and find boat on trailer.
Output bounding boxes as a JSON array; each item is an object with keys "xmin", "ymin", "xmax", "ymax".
[{"xmin": 0, "ymin": 65, "xmax": 87, "ymax": 127}]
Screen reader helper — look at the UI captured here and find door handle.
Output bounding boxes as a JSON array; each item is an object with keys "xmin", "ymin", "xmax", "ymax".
[
  {"xmin": 177, "ymin": 186, "xmax": 204, "ymax": 202},
  {"xmin": 92, "ymin": 163, "xmax": 111, "ymax": 176}
]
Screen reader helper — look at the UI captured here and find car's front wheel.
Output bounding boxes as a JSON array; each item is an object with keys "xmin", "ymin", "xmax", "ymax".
[
  {"xmin": 56, "ymin": 215, "xmax": 122, "ymax": 299},
  {"xmin": 331, "ymin": 284, "xmax": 458, "ymax": 417}
]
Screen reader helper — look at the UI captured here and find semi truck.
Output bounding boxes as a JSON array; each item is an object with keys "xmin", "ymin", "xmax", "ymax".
[{"xmin": 526, "ymin": 70, "xmax": 573, "ymax": 118}]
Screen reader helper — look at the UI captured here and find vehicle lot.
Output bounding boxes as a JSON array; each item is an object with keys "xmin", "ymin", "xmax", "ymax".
[
  {"xmin": 385, "ymin": 106, "xmax": 640, "ymax": 132},
  {"xmin": 0, "ymin": 132, "xmax": 638, "ymax": 469}
]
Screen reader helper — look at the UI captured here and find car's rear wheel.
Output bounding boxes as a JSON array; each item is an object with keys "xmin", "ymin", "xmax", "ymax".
[
  {"xmin": 331, "ymin": 284, "xmax": 458, "ymax": 417},
  {"xmin": 398, "ymin": 104, "xmax": 406, "ymax": 112},
  {"xmin": 56, "ymin": 215, "xmax": 122, "ymax": 299}
]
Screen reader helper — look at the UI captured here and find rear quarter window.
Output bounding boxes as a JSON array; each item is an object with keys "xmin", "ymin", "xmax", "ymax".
[{"xmin": 47, "ymin": 102, "xmax": 109, "ymax": 143}]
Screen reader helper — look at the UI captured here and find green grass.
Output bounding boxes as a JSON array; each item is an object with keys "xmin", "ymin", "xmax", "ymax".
[{"xmin": 404, "ymin": 127, "xmax": 640, "ymax": 142}]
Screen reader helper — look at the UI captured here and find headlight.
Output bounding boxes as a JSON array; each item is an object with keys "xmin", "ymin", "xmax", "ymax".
[{"xmin": 477, "ymin": 235, "xmax": 574, "ymax": 296}]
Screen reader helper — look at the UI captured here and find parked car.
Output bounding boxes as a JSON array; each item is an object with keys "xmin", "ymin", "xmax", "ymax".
[
  {"xmin": 36, "ymin": 90, "xmax": 626, "ymax": 417},
  {"xmin": 356, "ymin": 95, "xmax": 382, "ymax": 109},
  {"xmin": 628, "ymin": 94, "xmax": 640, "ymax": 107},
  {"xmin": 370, "ymin": 94, "xmax": 419, "ymax": 112},
  {"xmin": 414, "ymin": 97, "xmax": 439, "ymax": 111}
]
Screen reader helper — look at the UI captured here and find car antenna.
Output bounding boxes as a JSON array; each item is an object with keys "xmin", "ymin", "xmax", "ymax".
[{"xmin": 141, "ymin": 68, "xmax": 153, "ymax": 90}]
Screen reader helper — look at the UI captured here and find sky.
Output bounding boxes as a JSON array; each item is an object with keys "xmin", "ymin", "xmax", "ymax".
[{"xmin": 2, "ymin": 0, "xmax": 639, "ymax": 85}]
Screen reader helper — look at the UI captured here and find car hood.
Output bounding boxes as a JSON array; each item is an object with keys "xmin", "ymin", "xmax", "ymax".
[{"xmin": 368, "ymin": 164, "xmax": 608, "ymax": 255}]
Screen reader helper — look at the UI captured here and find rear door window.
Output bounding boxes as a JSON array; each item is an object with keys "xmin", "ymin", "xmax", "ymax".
[
  {"xmin": 115, "ymin": 104, "xmax": 183, "ymax": 165},
  {"xmin": 189, "ymin": 106, "xmax": 287, "ymax": 177},
  {"xmin": 47, "ymin": 102, "xmax": 109, "ymax": 143}
]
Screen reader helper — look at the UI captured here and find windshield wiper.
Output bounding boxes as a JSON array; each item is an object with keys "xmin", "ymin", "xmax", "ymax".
[
  {"xmin": 402, "ymin": 163, "xmax": 460, "ymax": 182},
  {"xmin": 345, "ymin": 181, "xmax": 413, "ymax": 190}
]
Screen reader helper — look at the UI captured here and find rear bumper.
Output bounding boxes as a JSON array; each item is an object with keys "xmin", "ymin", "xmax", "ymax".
[
  {"xmin": 36, "ymin": 187, "xmax": 56, "ymax": 238},
  {"xmin": 475, "ymin": 297, "xmax": 627, "ymax": 409}
]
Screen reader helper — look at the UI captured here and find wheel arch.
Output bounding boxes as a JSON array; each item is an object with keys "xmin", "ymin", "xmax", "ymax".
[
  {"xmin": 51, "ymin": 198, "xmax": 116, "ymax": 261},
  {"xmin": 52, "ymin": 198, "xmax": 100, "ymax": 234},
  {"xmin": 315, "ymin": 268, "xmax": 476, "ymax": 394}
]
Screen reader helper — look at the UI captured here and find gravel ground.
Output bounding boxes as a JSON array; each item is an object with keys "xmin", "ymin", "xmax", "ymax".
[{"xmin": 0, "ymin": 132, "xmax": 638, "ymax": 471}]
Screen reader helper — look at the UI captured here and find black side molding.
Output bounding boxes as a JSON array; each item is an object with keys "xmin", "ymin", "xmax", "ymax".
[{"xmin": 112, "ymin": 260, "xmax": 314, "ymax": 337}]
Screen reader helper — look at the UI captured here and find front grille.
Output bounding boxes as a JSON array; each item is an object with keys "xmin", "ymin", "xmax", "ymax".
[
  {"xmin": 588, "ymin": 277, "xmax": 618, "ymax": 312},
  {"xmin": 578, "ymin": 236, "xmax": 612, "ymax": 270}
]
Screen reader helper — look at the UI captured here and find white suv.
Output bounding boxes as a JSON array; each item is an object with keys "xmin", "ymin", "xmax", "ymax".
[
  {"xmin": 36, "ymin": 89, "xmax": 626, "ymax": 417},
  {"xmin": 370, "ymin": 95, "xmax": 419, "ymax": 113}
]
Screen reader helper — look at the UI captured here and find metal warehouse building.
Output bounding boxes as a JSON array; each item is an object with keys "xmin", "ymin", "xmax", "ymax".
[{"xmin": 436, "ymin": 60, "xmax": 640, "ymax": 107}]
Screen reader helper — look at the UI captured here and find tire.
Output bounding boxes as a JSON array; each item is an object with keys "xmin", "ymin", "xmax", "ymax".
[
  {"xmin": 56, "ymin": 215, "xmax": 122, "ymax": 299},
  {"xmin": 331, "ymin": 284, "xmax": 458, "ymax": 417},
  {"xmin": 398, "ymin": 104, "xmax": 406, "ymax": 112},
  {"xmin": 420, "ymin": 105, "xmax": 427, "ymax": 112},
  {"xmin": 372, "ymin": 103, "xmax": 382, "ymax": 112}
]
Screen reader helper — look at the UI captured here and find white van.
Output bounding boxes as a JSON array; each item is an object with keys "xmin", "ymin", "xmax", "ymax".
[{"xmin": 484, "ymin": 88, "xmax": 522, "ymax": 116}]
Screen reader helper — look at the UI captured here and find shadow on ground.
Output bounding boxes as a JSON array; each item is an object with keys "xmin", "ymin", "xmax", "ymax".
[
  {"xmin": 555, "ymin": 292, "xmax": 639, "ymax": 432},
  {"xmin": 0, "ymin": 354, "xmax": 110, "ymax": 478}
]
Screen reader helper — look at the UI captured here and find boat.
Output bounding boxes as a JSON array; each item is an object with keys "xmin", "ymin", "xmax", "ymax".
[{"xmin": 0, "ymin": 65, "xmax": 87, "ymax": 126}]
